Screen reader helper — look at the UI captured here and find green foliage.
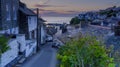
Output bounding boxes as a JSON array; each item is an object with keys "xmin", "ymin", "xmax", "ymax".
[
  {"xmin": 0, "ymin": 36, "xmax": 9, "ymax": 55},
  {"xmin": 99, "ymin": 10, "xmax": 116, "ymax": 17},
  {"xmin": 108, "ymin": 63, "xmax": 116, "ymax": 67},
  {"xmin": 0, "ymin": 28, "xmax": 3, "ymax": 30},
  {"xmin": 70, "ymin": 17, "xmax": 80, "ymax": 25},
  {"xmin": 58, "ymin": 36, "xmax": 115, "ymax": 67}
]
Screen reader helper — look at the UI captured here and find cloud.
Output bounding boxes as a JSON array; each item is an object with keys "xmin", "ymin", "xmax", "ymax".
[
  {"xmin": 39, "ymin": 9, "xmax": 53, "ymax": 11},
  {"xmin": 37, "ymin": 8, "xmax": 81, "ymax": 17},
  {"xmin": 66, "ymin": 11, "xmax": 79, "ymax": 13},
  {"xmin": 39, "ymin": 9, "xmax": 81, "ymax": 17},
  {"xmin": 35, "ymin": 4, "xmax": 64, "ymax": 8}
]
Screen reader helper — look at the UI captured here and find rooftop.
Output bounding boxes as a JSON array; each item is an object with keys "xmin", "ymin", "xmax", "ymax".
[{"xmin": 19, "ymin": 2, "xmax": 36, "ymax": 16}]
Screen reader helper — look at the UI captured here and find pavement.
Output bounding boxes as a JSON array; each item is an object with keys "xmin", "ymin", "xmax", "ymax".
[{"xmin": 21, "ymin": 42, "xmax": 58, "ymax": 67}]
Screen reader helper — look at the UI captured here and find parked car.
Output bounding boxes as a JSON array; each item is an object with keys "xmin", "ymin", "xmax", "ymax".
[
  {"xmin": 46, "ymin": 35, "xmax": 53, "ymax": 42},
  {"xmin": 52, "ymin": 42, "xmax": 60, "ymax": 49},
  {"xmin": 67, "ymin": 34, "xmax": 72, "ymax": 38}
]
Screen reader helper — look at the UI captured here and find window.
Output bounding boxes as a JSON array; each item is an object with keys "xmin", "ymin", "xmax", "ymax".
[
  {"xmin": 13, "ymin": 6, "xmax": 17, "ymax": 20},
  {"xmin": 29, "ymin": 17, "xmax": 31, "ymax": 24},
  {"xmin": 6, "ymin": 4, "xmax": 11, "ymax": 20}
]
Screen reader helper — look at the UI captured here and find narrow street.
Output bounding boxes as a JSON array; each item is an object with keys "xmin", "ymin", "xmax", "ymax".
[{"xmin": 21, "ymin": 42, "xmax": 57, "ymax": 67}]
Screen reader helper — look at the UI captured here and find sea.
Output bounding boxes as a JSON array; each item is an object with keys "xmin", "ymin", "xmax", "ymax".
[{"xmin": 41, "ymin": 16, "xmax": 73, "ymax": 24}]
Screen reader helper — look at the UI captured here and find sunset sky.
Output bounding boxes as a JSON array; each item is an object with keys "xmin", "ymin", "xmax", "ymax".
[{"xmin": 21, "ymin": 0, "xmax": 120, "ymax": 17}]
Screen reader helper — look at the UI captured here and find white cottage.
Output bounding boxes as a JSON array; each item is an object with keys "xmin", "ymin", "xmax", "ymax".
[
  {"xmin": 38, "ymin": 18, "xmax": 46, "ymax": 45},
  {"xmin": 19, "ymin": 2, "xmax": 37, "ymax": 57}
]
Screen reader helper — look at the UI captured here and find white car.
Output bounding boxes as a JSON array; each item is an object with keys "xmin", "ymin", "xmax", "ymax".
[
  {"xmin": 46, "ymin": 35, "xmax": 53, "ymax": 42},
  {"xmin": 67, "ymin": 34, "xmax": 72, "ymax": 38},
  {"xmin": 52, "ymin": 42, "xmax": 61, "ymax": 48}
]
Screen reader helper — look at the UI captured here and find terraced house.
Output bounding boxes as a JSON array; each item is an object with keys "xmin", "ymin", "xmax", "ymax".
[
  {"xmin": 0, "ymin": 0, "xmax": 37, "ymax": 67},
  {"xmin": 0, "ymin": 0, "xmax": 22, "ymax": 67},
  {"xmin": 0, "ymin": 0, "xmax": 47, "ymax": 67},
  {"xmin": 0, "ymin": 0, "xmax": 19, "ymax": 34}
]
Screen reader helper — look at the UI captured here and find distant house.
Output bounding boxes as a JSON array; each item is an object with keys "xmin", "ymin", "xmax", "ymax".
[
  {"xmin": 116, "ymin": 12, "xmax": 120, "ymax": 19},
  {"xmin": 114, "ymin": 21, "xmax": 120, "ymax": 36},
  {"xmin": 0, "ymin": 0, "xmax": 19, "ymax": 34},
  {"xmin": 38, "ymin": 18, "xmax": 46, "ymax": 45},
  {"xmin": 91, "ymin": 19, "xmax": 102, "ymax": 25},
  {"xmin": 46, "ymin": 23, "xmax": 61, "ymax": 35},
  {"xmin": 78, "ymin": 13, "xmax": 85, "ymax": 20}
]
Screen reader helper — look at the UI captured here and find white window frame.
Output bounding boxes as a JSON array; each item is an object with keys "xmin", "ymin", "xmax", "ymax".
[
  {"xmin": 13, "ymin": 6, "xmax": 17, "ymax": 20},
  {"xmin": 6, "ymin": 4, "xmax": 11, "ymax": 21}
]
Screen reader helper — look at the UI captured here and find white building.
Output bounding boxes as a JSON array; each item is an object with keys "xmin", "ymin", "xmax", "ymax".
[{"xmin": 39, "ymin": 18, "xmax": 47, "ymax": 45}]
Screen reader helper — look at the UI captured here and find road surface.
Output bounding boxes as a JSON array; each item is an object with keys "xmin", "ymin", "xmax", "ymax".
[{"xmin": 21, "ymin": 42, "xmax": 57, "ymax": 67}]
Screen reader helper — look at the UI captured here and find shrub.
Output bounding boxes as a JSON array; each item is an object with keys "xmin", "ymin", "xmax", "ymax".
[
  {"xmin": 70, "ymin": 17, "xmax": 80, "ymax": 25},
  {"xmin": 58, "ymin": 36, "xmax": 115, "ymax": 67},
  {"xmin": 0, "ymin": 36, "xmax": 10, "ymax": 55}
]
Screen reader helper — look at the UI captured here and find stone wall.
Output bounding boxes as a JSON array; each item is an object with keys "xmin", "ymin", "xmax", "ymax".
[
  {"xmin": 1, "ymin": 39, "xmax": 19, "ymax": 67},
  {"xmin": 25, "ymin": 40, "xmax": 37, "ymax": 57},
  {"xmin": 16, "ymin": 34, "xmax": 26, "ymax": 52}
]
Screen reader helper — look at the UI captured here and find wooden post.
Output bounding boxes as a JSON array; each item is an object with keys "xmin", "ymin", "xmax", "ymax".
[{"xmin": 36, "ymin": 8, "xmax": 40, "ymax": 51}]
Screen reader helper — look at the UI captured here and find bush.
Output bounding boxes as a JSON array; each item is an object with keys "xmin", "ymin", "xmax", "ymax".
[
  {"xmin": 70, "ymin": 17, "xmax": 80, "ymax": 25},
  {"xmin": 58, "ymin": 36, "xmax": 115, "ymax": 67},
  {"xmin": 0, "ymin": 36, "xmax": 10, "ymax": 55}
]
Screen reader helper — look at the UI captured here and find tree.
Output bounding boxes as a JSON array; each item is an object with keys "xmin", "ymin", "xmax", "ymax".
[
  {"xmin": 70, "ymin": 17, "xmax": 80, "ymax": 25},
  {"xmin": 57, "ymin": 36, "xmax": 115, "ymax": 67}
]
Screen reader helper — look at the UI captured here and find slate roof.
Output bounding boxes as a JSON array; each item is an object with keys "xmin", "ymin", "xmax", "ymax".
[
  {"xmin": 38, "ymin": 18, "xmax": 46, "ymax": 26},
  {"xmin": 19, "ymin": 2, "xmax": 36, "ymax": 16},
  {"xmin": 39, "ymin": 18, "xmax": 46, "ymax": 22}
]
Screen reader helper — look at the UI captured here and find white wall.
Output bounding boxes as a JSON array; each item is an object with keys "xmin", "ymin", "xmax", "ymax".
[
  {"xmin": 25, "ymin": 40, "xmax": 36, "ymax": 57},
  {"xmin": 28, "ymin": 16, "xmax": 37, "ymax": 32},
  {"xmin": 16, "ymin": 34, "xmax": 26, "ymax": 52},
  {"xmin": 34, "ymin": 30, "xmax": 37, "ymax": 39},
  {"xmin": 0, "ymin": 27, "xmax": 19, "ymax": 34},
  {"xmin": 41, "ymin": 26, "xmax": 46, "ymax": 44},
  {"xmin": 1, "ymin": 39, "xmax": 18, "ymax": 67}
]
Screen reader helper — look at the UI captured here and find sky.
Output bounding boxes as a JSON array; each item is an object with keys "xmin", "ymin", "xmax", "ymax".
[{"xmin": 21, "ymin": 0, "xmax": 120, "ymax": 17}]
